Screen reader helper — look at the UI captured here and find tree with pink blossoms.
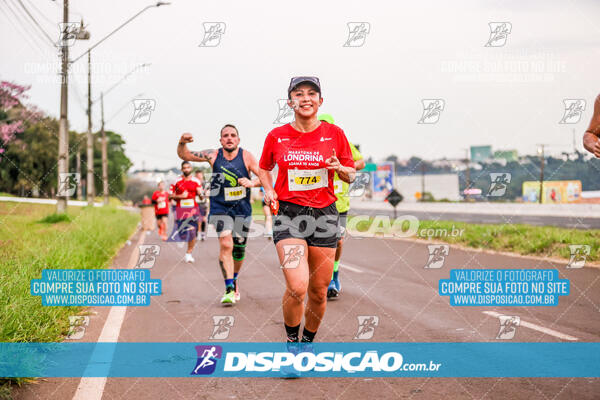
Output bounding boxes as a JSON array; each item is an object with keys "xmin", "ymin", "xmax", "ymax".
[{"xmin": 0, "ymin": 81, "xmax": 43, "ymax": 154}]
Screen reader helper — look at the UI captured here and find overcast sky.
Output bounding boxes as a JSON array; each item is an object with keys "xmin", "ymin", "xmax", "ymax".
[{"xmin": 1, "ymin": 0, "xmax": 599, "ymax": 170}]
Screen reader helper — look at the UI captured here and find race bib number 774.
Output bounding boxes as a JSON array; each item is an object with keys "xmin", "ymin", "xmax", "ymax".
[{"xmin": 288, "ymin": 168, "xmax": 328, "ymax": 191}]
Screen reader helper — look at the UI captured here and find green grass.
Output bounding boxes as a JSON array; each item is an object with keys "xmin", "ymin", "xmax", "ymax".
[
  {"xmin": 0, "ymin": 202, "xmax": 139, "ymax": 343},
  {"xmin": 348, "ymin": 216, "xmax": 600, "ymax": 262},
  {"xmin": 251, "ymin": 199, "xmax": 266, "ymax": 216},
  {"xmin": 38, "ymin": 213, "xmax": 72, "ymax": 224}
]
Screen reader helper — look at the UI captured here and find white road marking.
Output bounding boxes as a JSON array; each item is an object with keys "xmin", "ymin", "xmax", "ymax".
[
  {"xmin": 340, "ymin": 262, "xmax": 363, "ymax": 273},
  {"xmin": 72, "ymin": 229, "xmax": 146, "ymax": 400},
  {"xmin": 482, "ymin": 311, "xmax": 579, "ymax": 341}
]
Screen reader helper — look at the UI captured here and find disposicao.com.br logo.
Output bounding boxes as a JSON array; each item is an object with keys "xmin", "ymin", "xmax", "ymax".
[{"xmin": 190, "ymin": 344, "xmax": 442, "ymax": 376}]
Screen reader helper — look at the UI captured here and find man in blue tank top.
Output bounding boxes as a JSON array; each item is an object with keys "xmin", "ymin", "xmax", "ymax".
[{"xmin": 177, "ymin": 124, "xmax": 261, "ymax": 305}]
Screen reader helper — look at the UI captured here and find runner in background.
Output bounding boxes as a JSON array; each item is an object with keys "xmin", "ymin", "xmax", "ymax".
[
  {"xmin": 194, "ymin": 170, "xmax": 209, "ymax": 241},
  {"xmin": 171, "ymin": 161, "xmax": 203, "ymax": 263},
  {"xmin": 318, "ymin": 114, "xmax": 366, "ymax": 299},
  {"xmin": 151, "ymin": 181, "xmax": 170, "ymax": 241},
  {"xmin": 169, "ymin": 182, "xmax": 177, "ymax": 215},
  {"xmin": 177, "ymin": 125, "xmax": 262, "ymax": 305}
]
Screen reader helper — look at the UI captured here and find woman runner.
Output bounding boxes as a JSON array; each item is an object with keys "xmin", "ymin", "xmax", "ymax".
[{"xmin": 258, "ymin": 76, "xmax": 356, "ymax": 343}]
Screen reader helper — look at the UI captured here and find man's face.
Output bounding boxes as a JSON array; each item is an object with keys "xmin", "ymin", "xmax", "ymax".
[
  {"xmin": 158, "ymin": 182, "xmax": 165, "ymax": 191},
  {"xmin": 220, "ymin": 127, "xmax": 240, "ymax": 152},
  {"xmin": 181, "ymin": 163, "xmax": 193, "ymax": 177},
  {"xmin": 195, "ymin": 172, "xmax": 203, "ymax": 182}
]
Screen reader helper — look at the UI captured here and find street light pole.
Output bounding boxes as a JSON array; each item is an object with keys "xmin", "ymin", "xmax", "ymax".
[
  {"xmin": 86, "ymin": 50, "xmax": 95, "ymax": 205},
  {"xmin": 56, "ymin": 0, "xmax": 69, "ymax": 213},
  {"xmin": 68, "ymin": 2, "xmax": 169, "ymax": 207}
]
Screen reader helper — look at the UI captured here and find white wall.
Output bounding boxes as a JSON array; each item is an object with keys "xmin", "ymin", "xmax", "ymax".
[{"xmin": 394, "ymin": 174, "xmax": 460, "ymax": 202}]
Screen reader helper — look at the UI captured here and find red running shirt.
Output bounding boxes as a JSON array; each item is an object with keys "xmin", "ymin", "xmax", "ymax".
[
  {"xmin": 152, "ymin": 190, "xmax": 169, "ymax": 215},
  {"xmin": 259, "ymin": 122, "xmax": 354, "ymax": 208},
  {"xmin": 173, "ymin": 177, "xmax": 200, "ymax": 208}
]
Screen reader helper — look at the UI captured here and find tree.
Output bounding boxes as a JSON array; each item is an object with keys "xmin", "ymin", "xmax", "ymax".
[
  {"xmin": 92, "ymin": 130, "xmax": 132, "ymax": 197},
  {"xmin": 0, "ymin": 81, "xmax": 42, "ymax": 156}
]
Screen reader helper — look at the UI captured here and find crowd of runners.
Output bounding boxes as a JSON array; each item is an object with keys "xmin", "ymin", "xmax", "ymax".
[{"xmin": 147, "ymin": 76, "xmax": 365, "ymax": 346}]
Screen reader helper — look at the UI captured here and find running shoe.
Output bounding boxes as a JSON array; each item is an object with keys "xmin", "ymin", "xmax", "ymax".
[
  {"xmin": 333, "ymin": 275, "xmax": 341, "ymax": 292},
  {"xmin": 326, "ymin": 279, "xmax": 339, "ymax": 299},
  {"xmin": 221, "ymin": 288, "xmax": 236, "ymax": 305},
  {"xmin": 234, "ymin": 279, "xmax": 240, "ymax": 301},
  {"xmin": 184, "ymin": 253, "xmax": 195, "ymax": 263},
  {"xmin": 265, "ymin": 230, "xmax": 273, "ymax": 241}
]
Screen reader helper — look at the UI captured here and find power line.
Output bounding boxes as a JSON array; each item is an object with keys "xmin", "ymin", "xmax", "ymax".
[
  {"xmin": 23, "ymin": 0, "xmax": 56, "ymax": 28},
  {"xmin": 14, "ymin": 0, "xmax": 55, "ymax": 46},
  {"xmin": 1, "ymin": 0, "xmax": 47, "ymax": 53},
  {"xmin": 5, "ymin": 0, "xmax": 52, "ymax": 50}
]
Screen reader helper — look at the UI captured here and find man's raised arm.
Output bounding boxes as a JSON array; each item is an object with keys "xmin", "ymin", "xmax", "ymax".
[
  {"xmin": 177, "ymin": 133, "xmax": 217, "ymax": 165},
  {"xmin": 583, "ymin": 95, "xmax": 600, "ymax": 158}
]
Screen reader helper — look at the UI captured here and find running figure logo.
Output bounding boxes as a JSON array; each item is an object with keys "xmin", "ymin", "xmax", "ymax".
[
  {"xmin": 425, "ymin": 244, "xmax": 449, "ymax": 269},
  {"xmin": 281, "ymin": 244, "xmax": 305, "ymax": 269},
  {"xmin": 559, "ymin": 99, "xmax": 586, "ymax": 124},
  {"xmin": 348, "ymin": 172, "xmax": 371, "ymax": 197},
  {"xmin": 487, "ymin": 173, "xmax": 511, "ymax": 197},
  {"xmin": 57, "ymin": 173, "xmax": 80, "ymax": 197},
  {"xmin": 567, "ymin": 245, "xmax": 590, "ymax": 269},
  {"xmin": 496, "ymin": 315, "xmax": 520, "ymax": 340},
  {"xmin": 484, "ymin": 22, "xmax": 512, "ymax": 47},
  {"xmin": 136, "ymin": 245, "xmax": 161, "ymax": 269},
  {"xmin": 199, "ymin": 22, "xmax": 226, "ymax": 47},
  {"xmin": 58, "ymin": 22, "xmax": 79, "ymax": 47},
  {"xmin": 343, "ymin": 22, "xmax": 371, "ymax": 47},
  {"xmin": 354, "ymin": 315, "xmax": 379, "ymax": 339},
  {"xmin": 66, "ymin": 316, "xmax": 89, "ymax": 340},
  {"xmin": 418, "ymin": 99, "xmax": 445, "ymax": 124},
  {"xmin": 209, "ymin": 316, "xmax": 234, "ymax": 340},
  {"xmin": 129, "ymin": 99, "xmax": 156, "ymax": 124},
  {"xmin": 206, "ymin": 172, "xmax": 225, "ymax": 197},
  {"xmin": 191, "ymin": 345, "xmax": 222, "ymax": 375},
  {"xmin": 273, "ymin": 99, "xmax": 298, "ymax": 125}
]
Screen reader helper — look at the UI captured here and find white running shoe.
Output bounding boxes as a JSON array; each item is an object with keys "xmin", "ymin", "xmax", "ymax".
[{"xmin": 184, "ymin": 253, "xmax": 195, "ymax": 263}]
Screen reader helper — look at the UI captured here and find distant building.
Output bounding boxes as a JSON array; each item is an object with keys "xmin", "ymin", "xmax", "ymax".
[
  {"xmin": 395, "ymin": 173, "xmax": 460, "ymax": 202},
  {"xmin": 470, "ymin": 145, "xmax": 492, "ymax": 162},
  {"xmin": 494, "ymin": 150, "xmax": 518, "ymax": 162}
]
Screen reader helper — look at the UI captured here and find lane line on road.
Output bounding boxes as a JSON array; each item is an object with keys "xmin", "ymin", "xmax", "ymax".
[
  {"xmin": 340, "ymin": 262, "xmax": 364, "ymax": 273},
  {"xmin": 482, "ymin": 311, "xmax": 579, "ymax": 341},
  {"xmin": 72, "ymin": 229, "xmax": 146, "ymax": 400}
]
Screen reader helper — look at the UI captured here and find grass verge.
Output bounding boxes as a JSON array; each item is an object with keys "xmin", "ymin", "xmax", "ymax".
[
  {"xmin": 348, "ymin": 216, "xmax": 600, "ymax": 262},
  {"xmin": 0, "ymin": 202, "xmax": 139, "ymax": 343}
]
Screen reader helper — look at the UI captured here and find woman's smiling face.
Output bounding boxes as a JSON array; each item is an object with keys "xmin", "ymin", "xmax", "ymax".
[{"xmin": 289, "ymin": 83, "xmax": 323, "ymax": 119}]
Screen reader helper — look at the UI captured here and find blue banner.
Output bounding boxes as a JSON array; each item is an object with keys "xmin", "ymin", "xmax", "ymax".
[
  {"xmin": 439, "ymin": 269, "xmax": 569, "ymax": 306},
  {"xmin": 30, "ymin": 269, "xmax": 162, "ymax": 306},
  {"xmin": 0, "ymin": 342, "xmax": 598, "ymax": 378}
]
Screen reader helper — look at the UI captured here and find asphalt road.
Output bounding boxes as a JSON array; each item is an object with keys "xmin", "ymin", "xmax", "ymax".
[
  {"xmin": 16, "ymin": 222, "xmax": 600, "ymax": 400},
  {"xmin": 354, "ymin": 208, "xmax": 600, "ymax": 229}
]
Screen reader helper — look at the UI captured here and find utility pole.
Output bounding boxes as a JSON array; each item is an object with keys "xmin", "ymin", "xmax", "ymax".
[
  {"xmin": 86, "ymin": 51, "xmax": 95, "ymax": 205},
  {"xmin": 56, "ymin": 0, "xmax": 69, "ymax": 213},
  {"xmin": 538, "ymin": 145, "xmax": 545, "ymax": 204},
  {"xmin": 101, "ymin": 92, "xmax": 109, "ymax": 205},
  {"xmin": 76, "ymin": 148, "xmax": 82, "ymax": 199}
]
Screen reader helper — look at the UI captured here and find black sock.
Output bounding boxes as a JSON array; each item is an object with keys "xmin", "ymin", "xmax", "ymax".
[
  {"xmin": 201, "ymin": 221, "xmax": 206, "ymax": 232},
  {"xmin": 284, "ymin": 323, "xmax": 300, "ymax": 343},
  {"xmin": 301, "ymin": 327, "xmax": 316, "ymax": 343}
]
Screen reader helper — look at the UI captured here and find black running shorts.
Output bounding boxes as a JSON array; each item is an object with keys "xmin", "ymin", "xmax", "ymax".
[{"xmin": 273, "ymin": 200, "xmax": 339, "ymax": 248}]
